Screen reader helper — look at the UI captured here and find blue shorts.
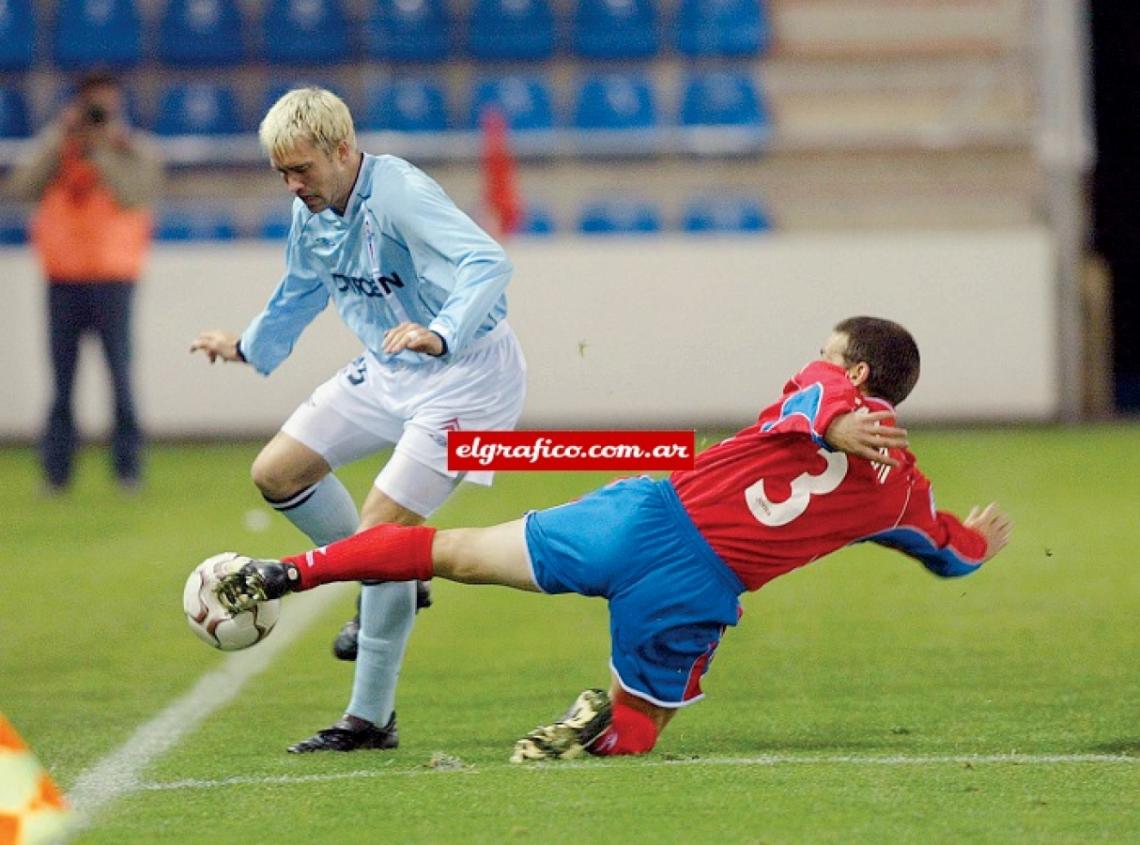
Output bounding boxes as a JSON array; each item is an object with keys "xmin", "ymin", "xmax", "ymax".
[{"xmin": 524, "ymin": 476, "xmax": 745, "ymax": 708}]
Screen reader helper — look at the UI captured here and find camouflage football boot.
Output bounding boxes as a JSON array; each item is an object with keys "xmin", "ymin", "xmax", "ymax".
[
  {"xmin": 510, "ymin": 688, "xmax": 613, "ymax": 763},
  {"xmin": 215, "ymin": 559, "xmax": 298, "ymax": 613}
]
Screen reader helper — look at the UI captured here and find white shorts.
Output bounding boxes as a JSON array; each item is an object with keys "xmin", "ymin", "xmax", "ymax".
[{"xmin": 281, "ymin": 322, "xmax": 526, "ymax": 515}]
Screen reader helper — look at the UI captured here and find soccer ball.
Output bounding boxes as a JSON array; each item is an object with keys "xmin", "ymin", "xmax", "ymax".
[{"xmin": 183, "ymin": 552, "xmax": 280, "ymax": 651}]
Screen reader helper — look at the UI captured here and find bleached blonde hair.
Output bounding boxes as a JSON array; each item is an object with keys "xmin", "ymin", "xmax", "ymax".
[{"xmin": 258, "ymin": 87, "xmax": 357, "ymax": 161}]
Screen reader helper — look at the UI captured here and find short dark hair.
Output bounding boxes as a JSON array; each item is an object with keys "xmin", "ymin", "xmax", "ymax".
[{"xmin": 834, "ymin": 316, "xmax": 920, "ymax": 406}]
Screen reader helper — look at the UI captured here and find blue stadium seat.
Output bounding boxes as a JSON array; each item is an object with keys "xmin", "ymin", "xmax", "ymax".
[
  {"xmin": 0, "ymin": 89, "xmax": 30, "ymax": 138},
  {"xmin": 53, "ymin": 0, "xmax": 142, "ymax": 70},
  {"xmin": 365, "ymin": 0, "xmax": 450, "ymax": 62},
  {"xmin": 682, "ymin": 197, "xmax": 771, "ymax": 232},
  {"xmin": 0, "ymin": 0, "xmax": 35, "ymax": 71},
  {"xmin": 468, "ymin": 76, "xmax": 554, "ymax": 132},
  {"xmin": 676, "ymin": 0, "xmax": 769, "ymax": 57},
  {"xmin": 519, "ymin": 205, "xmax": 555, "ymax": 235},
  {"xmin": 0, "ymin": 214, "xmax": 27, "ymax": 245},
  {"xmin": 572, "ymin": 0, "xmax": 658, "ymax": 59},
  {"xmin": 259, "ymin": 206, "xmax": 294, "ymax": 239},
  {"xmin": 154, "ymin": 84, "xmax": 243, "ymax": 135},
  {"xmin": 573, "ymin": 73, "xmax": 656, "ymax": 131},
  {"xmin": 466, "ymin": 0, "xmax": 555, "ymax": 61},
  {"xmin": 155, "ymin": 208, "xmax": 239, "ymax": 241},
  {"xmin": 159, "ymin": 0, "xmax": 245, "ymax": 67},
  {"xmin": 261, "ymin": 0, "xmax": 350, "ymax": 65},
  {"xmin": 679, "ymin": 71, "xmax": 768, "ymax": 127},
  {"xmin": 362, "ymin": 79, "xmax": 448, "ymax": 132},
  {"xmin": 578, "ymin": 200, "xmax": 661, "ymax": 234}
]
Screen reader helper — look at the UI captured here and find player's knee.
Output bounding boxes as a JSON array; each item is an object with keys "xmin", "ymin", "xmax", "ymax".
[
  {"xmin": 358, "ymin": 500, "xmax": 425, "ymax": 530},
  {"xmin": 250, "ymin": 453, "xmax": 312, "ymax": 501},
  {"xmin": 251, "ymin": 435, "xmax": 330, "ymax": 500},
  {"xmin": 249, "ymin": 454, "xmax": 283, "ymax": 498}
]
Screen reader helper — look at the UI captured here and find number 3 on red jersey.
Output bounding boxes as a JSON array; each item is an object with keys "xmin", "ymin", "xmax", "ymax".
[{"xmin": 744, "ymin": 449, "xmax": 849, "ymax": 527}]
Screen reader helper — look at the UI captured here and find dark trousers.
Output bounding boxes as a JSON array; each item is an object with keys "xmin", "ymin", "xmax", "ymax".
[{"xmin": 42, "ymin": 281, "xmax": 141, "ymax": 487}]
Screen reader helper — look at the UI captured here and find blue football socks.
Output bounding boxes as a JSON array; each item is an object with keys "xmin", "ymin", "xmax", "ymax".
[{"xmin": 347, "ymin": 580, "xmax": 416, "ymax": 726}]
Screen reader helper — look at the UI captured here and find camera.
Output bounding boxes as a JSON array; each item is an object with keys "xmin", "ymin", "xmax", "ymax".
[{"xmin": 84, "ymin": 104, "xmax": 107, "ymax": 125}]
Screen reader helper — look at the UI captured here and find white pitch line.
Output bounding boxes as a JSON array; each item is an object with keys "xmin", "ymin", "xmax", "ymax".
[
  {"xmin": 66, "ymin": 582, "xmax": 353, "ymax": 831},
  {"xmin": 136, "ymin": 752, "xmax": 1138, "ymax": 793},
  {"xmin": 657, "ymin": 753, "xmax": 1138, "ymax": 767}
]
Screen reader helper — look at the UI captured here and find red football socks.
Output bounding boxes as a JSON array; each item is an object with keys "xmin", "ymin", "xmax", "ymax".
[
  {"xmin": 590, "ymin": 702, "xmax": 659, "ymax": 756},
  {"xmin": 283, "ymin": 524, "xmax": 436, "ymax": 590}
]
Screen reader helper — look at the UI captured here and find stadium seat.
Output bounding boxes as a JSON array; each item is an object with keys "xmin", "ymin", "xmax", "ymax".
[
  {"xmin": 572, "ymin": 0, "xmax": 658, "ymax": 60},
  {"xmin": 679, "ymin": 70, "xmax": 768, "ymax": 127},
  {"xmin": 158, "ymin": 0, "xmax": 246, "ymax": 67},
  {"xmin": 573, "ymin": 73, "xmax": 657, "ymax": 131},
  {"xmin": 682, "ymin": 197, "xmax": 771, "ymax": 232},
  {"xmin": 0, "ymin": 215, "xmax": 27, "ymax": 245},
  {"xmin": 362, "ymin": 79, "xmax": 448, "ymax": 133},
  {"xmin": 676, "ymin": 0, "xmax": 769, "ymax": 57},
  {"xmin": 0, "ymin": 89, "xmax": 30, "ymax": 138},
  {"xmin": 261, "ymin": 0, "xmax": 350, "ymax": 65},
  {"xmin": 155, "ymin": 208, "xmax": 239, "ymax": 241},
  {"xmin": 0, "ymin": 0, "xmax": 35, "ymax": 71},
  {"xmin": 365, "ymin": 0, "xmax": 450, "ymax": 62},
  {"xmin": 518, "ymin": 205, "xmax": 556, "ymax": 235},
  {"xmin": 466, "ymin": 0, "xmax": 555, "ymax": 61},
  {"xmin": 154, "ymin": 84, "xmax": 244, "ymax": 136},
  {"xmin": 578, "ymin": 200, "xmax": 662, "ymax": 234},
  {"xmin": 468, "ymin": 76, "xmax": 554, "ymax": 132},
  {"xmin": 52, "ymin": 0, "xmax": 142, "ymax": 70},
  {"xmin": 259, "ymin": 206, "xmax": 294, "ymax": 239}
]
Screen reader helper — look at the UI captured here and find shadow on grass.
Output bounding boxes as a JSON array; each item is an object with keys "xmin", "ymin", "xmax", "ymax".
[{"xmin": 1087, "ymin": 738, "xmax": 1140, "ymax": 756}]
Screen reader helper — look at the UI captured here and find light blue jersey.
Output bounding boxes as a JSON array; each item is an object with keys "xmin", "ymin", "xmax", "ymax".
[{"xmin": 241, "ymin": 154, "xmax": 511, "ymax": 374}]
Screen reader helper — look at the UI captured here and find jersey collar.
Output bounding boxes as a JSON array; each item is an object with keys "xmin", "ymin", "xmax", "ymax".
[{"xmin": 342, "ymin": 153, "xmax": 375, "ymax": 220}]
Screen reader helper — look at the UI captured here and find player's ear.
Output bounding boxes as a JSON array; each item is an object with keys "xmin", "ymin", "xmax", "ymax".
[{"xmin": 847, "ymin": 361, "xmax": 871, "ymax": 390}]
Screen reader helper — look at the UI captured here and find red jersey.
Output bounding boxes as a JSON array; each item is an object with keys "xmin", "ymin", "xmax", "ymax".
[{"xmin": 670, "ymin": 361, "xmax": 988, "ymax": 592}]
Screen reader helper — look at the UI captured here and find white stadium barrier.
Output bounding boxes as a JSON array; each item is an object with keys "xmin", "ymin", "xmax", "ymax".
[{"xmin": 0, "ymin": 229, "xmax": 1057, "ymax": 439}]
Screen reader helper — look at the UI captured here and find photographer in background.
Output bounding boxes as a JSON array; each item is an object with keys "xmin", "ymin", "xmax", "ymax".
[{"xmin": 8, "ymin": 72, "xmax": 164, "ymax": 493}]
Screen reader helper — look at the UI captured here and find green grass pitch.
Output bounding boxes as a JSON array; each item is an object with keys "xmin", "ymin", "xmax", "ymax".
[{"xmin": 1, "ymin": 427, "xmax": 1137, "ymax": 843}]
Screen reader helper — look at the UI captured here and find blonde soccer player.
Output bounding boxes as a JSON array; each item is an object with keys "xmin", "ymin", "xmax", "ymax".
[{"xmin": 191, "ymin": 88, "xmax": 526, "ymax": 752}]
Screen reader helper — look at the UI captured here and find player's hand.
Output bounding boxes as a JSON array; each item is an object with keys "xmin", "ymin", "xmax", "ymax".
[
  {"xmin": 824, "ymin": 411, "xmax": 908, "ymax": 468},
  {"xmin": 383, "ymin": 322, "xmax": 444, "ymax": 356},
  {"xmin": 190, "ymin": 330, "xmax": 243, "ymax": 364},
  {"xmin": 964, "ymin": 503, "xmax": 1012, "ymax": 562}
]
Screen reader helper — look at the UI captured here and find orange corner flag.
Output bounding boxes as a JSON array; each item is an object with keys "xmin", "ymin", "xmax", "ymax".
[{"xmin": 0, "ymin": 714, "xmax": 71, "ymax": 845}]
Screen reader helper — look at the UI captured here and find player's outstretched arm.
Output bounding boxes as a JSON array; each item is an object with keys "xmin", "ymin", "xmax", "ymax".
[
  {"xmin": 824, "ymin": 411, "xmax": 908, "ymax": 467},
  {"xmin": 963, "ymin": 502, "xmax": 1013, "ymax": 562},
  {"xmin": 190, "ymin": 330, "xmax": 245, "ymax": 364}
]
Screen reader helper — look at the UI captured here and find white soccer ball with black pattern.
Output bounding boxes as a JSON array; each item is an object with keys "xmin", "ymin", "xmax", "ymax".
[{"xmin": 183, "ymin": 552, "xmax": 280, "ymax": 651}]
